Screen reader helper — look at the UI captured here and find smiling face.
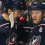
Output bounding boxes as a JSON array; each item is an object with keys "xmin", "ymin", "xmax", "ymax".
[{"xmin": 31, "ymin": 10, "xmax": 42, "ymax": 24}]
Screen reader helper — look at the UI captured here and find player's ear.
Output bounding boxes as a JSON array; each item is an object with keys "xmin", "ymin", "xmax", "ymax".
[{"xmin": 8, "ymin": 9, "xmax": 12, "ymax": 15}]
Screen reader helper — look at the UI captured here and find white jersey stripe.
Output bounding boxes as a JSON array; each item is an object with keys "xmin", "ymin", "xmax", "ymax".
[
  {"xmin": 23, "ymin": 24, "xmax": 45, "ymax": 29},
  {"xmin": 0, "ymin": 23, "xmax": 9, "ymax": 27},
  {"xmin": 0, "ymin": 22, "xmax": 17, "ymax": 27}
]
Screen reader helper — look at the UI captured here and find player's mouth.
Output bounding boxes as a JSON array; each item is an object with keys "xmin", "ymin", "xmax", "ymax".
[{"xmin": 33, "ymin": 19, "xmax": 37, "ymax": 21}]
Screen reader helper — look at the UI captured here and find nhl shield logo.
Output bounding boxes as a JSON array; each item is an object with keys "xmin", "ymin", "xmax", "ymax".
[{"xmin": 39, "ymin": 27, "xmax": 43, "ymax": 32}]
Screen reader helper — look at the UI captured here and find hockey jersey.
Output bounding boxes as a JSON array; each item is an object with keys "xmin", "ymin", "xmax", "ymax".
[
  {"xmin": 0, "ymin": 15, "xmax": 17, "ymax": 45},
  {"xmin": 23, "ymin": 20, "xmax": 45, "ymax": 45}
]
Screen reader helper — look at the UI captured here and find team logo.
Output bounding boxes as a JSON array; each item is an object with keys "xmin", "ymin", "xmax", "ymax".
[
  {"xmin": 6, "ymin": 33, "xmax": 17, "ymax": 45},
  {"xmin": 39, "ymin": 27, "xmax": 43, "ymax": 32},
  {"xmin": 29, "ymin": 35, "xmax": 41, "ymax": 45}
]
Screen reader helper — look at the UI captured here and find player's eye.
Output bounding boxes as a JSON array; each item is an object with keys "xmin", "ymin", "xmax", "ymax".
[
  {"xmin": 17, "ymin": 12, "xmax": 21, "ymax": 15},
  {"xmin": 31, "ymin": 13, "xmax": 34, "ymax": 15},
  {"xmin": 35, "ymin": 12, "xmax": 39, "ymax": 14}
]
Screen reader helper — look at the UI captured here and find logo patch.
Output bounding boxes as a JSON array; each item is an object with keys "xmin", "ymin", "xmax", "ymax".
[
  {"xmin": 29, "ymin": 35, "xmax": 41, "ymax": 45},
  {"xmin": 39, "ymin": 27, "xmax": 43, "ymax": 32}
]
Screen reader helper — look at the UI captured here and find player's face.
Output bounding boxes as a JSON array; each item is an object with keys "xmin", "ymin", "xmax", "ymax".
[
  {"xmin": 31, "ymin": 10, "xmax": 42, "ymax": 24},
  {"xmin": 13, "ymin": 9, "xmax": 21, "ymax": 21}
]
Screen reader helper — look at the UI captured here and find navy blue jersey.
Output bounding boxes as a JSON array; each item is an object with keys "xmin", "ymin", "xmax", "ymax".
[
  {"xmin": 0, "ymin": 15, "xmax": 17, "ymax": 45},
  {"xmin": 23, "ymin": 22, "xmax": 33, "ymax": 43},
  {"xmin": 18, "ymin": 20, "xmax": 45, "ymax": 45},
  {"xmin": 23, "ymin": 20, "xmax": 45, "ymax": 45},
  {"xmin": 17, "ymin": 21, "xmax": 33, "ymax": 43},
  {"xmin": 29, "ymin": 20, "xmax": 45, "ymax": 45}
]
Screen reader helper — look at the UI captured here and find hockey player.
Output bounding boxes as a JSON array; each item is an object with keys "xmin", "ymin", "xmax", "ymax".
[
  {"xmin": 17, "ymin": 7, "xmax": 32, "ymax": 45},
  {"xmin": 17, "ymin": 2, "xmax": 45, "ymax": 45},
  {"xmin": 24, "ymin": 2, "xmax": 45, "ymax": 45},
  {"xmin": 0, "ymin": 0, "xmax": 23, "ymax": 45}
]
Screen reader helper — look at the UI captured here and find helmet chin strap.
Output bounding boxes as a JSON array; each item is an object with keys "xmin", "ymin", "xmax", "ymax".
[{"xmin": 9, "ymin": 12, "xmax": 14, "ymax": 28}]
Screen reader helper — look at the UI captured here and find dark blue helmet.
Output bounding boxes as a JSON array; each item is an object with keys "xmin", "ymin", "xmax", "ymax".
[
  {"xmin": 4, "ymin": 0, "xmax": 23, "ymax": 12},
  {"xmin": 31, "ymin": 1, "xmax": 42, "ymax": 5},
  {"xmin": 30, "ymin": 2, "xmax": 43, "ymax": 10},
  {"xmin": 28, "ymin": 2, "xmax": 45, "ymax": 15},
  {"xmin": 42, "ymin": 2, "xmax": 45, "ymax": 10}
]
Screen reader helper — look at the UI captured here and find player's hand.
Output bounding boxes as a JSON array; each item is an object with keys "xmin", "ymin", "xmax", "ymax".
[
  {"xmin": 19, "ymin": 10, "xmax": 28, "ymax": 25},
  {"xmin": 20, "ymin": 10, "xmax": 28, "ymax": 21}
]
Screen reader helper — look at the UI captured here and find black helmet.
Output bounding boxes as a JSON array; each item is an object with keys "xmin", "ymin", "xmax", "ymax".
[{"xmin": 4, "ymin": 0, "xmax": 23, "ymax": 12}]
